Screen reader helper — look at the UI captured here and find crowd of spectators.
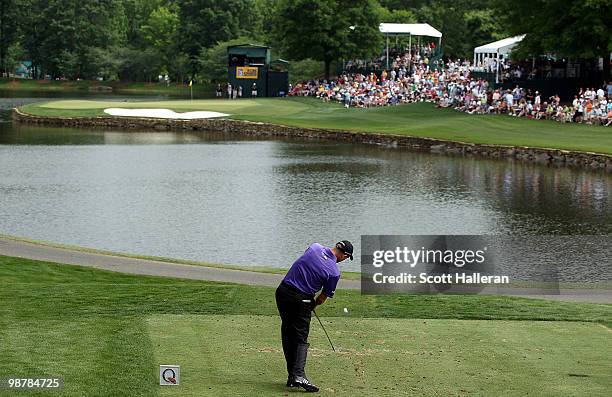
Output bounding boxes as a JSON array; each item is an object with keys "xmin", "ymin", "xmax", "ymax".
[
  {"xmin": 343, "ymin": 43, "xmax": 440, "ymax": 74},
  {"xmin": 471, "ymin": 58, "xmax": 534, "ymax": 81},
  {"xmin": 440, "ymin": 85, "xmax": 612, "ymax": 126},
  {"xmin": 289, "ymin": 49, "xmax": 612, "ymax": 127},
  {"xmin": 471, "ymin": 58, "xmax": 575, "ymax": 82}
]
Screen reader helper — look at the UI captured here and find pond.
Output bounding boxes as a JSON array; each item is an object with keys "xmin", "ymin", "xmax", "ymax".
[{"xmin": 1, "ymin": 95, "xmax": 611, "ymax": 272}]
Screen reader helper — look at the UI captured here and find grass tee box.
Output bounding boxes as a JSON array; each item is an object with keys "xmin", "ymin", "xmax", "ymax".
[
  {"xmin": 149, "ymin": 314, "xmax": 612, "ymax": 396},
  {"xmin": 1, "ymin": 256, "xmax": 611, "ymax": 396},
  {"xmin": 19, "ymin": 97, "xmax": 612, "ymax": 155}
]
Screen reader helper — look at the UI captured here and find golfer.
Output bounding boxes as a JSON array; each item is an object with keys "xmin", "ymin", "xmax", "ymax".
[{"xmin": 275, "ymin": 240, "xmax": 353, "ymax": 392}]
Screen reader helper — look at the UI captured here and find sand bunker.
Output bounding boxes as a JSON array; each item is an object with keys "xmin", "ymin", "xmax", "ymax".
[{"xmin": 104, "ymin": 108, "xmax": 229, "ymax": 119}]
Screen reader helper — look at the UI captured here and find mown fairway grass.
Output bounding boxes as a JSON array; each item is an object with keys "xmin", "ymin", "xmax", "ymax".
[
  {"xmin": 1, "ymin": 255, "xmax": 611, "ymax": 396},
  {"xmin": 19, "ymin": 97, "xmax": 612, "ymax": 155}
]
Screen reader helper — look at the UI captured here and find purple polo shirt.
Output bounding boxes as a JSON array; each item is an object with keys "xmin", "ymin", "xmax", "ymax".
[{"xmin": 283, "ymin": 243, "xmax": 341, "ymax": 297}]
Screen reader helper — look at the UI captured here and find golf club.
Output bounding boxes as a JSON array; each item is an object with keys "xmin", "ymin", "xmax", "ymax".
[{"xmin": 312, "ymin": 309, "xmax": 336, "ymax": 352}]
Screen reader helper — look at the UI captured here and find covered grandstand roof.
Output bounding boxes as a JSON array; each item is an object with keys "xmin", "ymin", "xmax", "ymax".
[
  {"xmin": 378, "ymin": 23, "xmax": 442, "ymax": 38},
  {"xmin": 474, "ymin": 35, "xmax": 526, "ymax": 55}
]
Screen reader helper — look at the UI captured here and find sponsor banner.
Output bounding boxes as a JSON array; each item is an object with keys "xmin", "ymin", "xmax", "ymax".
[{"xmin": 236, "ymin": 67, "xmax": 258, "ymax": 79}]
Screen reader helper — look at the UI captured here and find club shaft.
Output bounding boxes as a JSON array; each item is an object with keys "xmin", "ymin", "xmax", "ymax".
[{"xmin": 313, "ymin": 310, "xmax": 335, "ymax": 352}]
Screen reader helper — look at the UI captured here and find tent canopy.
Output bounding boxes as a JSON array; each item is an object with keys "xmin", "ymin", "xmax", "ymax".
[
  {"xmin": 379, "ymin": 23, "xmax": 442, "ymax": 38},
  {"xmin": 474, "ymin": 35, "xmax": 525, "ymax": 55}
]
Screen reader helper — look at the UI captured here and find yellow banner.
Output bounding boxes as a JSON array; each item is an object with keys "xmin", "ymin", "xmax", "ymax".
[{"xmin": 236, "ymin": 67, "xmax": 258, "ymax": 79}]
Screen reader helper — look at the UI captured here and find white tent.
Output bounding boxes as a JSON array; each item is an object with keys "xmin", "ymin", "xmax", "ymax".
[
  {"xmin": 379, "ymin": 23, "xmax": 442, "ymax": 38},
  {"xmin": 378, "ymin": 23, "xmax": 443, "ymax": 69},
  {"xmin": 473, "ymin": 35, "xmax": 525, "ymax": 83}
]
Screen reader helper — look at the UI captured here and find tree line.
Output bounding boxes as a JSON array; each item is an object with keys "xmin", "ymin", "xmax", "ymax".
[{"xmin": 0, "ymin": 0, "xmax": 609, "ymax": 82}]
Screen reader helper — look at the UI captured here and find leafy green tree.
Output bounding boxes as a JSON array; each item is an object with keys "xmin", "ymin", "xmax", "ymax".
[
  {"xmin": 115, "ymin": 47, "xmax": 162, "ymax": 81},
  {"xmin": 0, "ymin": 0, "xmax": 24, "ymax": 76},
  {"xmin": 73, "ymin": 1, "xmax": 127, "ymax": 78},
  {"xmin": 5, "ymin": 42, "xmax": 26, "ymax": 76},
  {"xmin": 379, "ymin": 7, "xmax": 417, "ymax": 24},
  {"xmin": 27, "ymin": 0, "xmax": 79, "ymax": 77},
  {"xmin": 140, "ymin": 5, "xmax": 179, "ymax": 71},
  {"xmin": 21, "ymin": 0, "xmax": 127, "ymax": 79},
  {"xmin": 380, "ymin": 0, "xmax": 505, "ymax": 59},
  {"xmin": 122, "ymin": 0, "xmax": 166, "ymax": 48},
  {"xmin": 463, "ymin": 9, "xmax": 505, "ymax": 51},
  {"xmin": 198, "ymin": 37, "xmax": 261, "ymax": 83},
  {"xmin": 177, "ymin": 0, "xmax": 253, "ymax": 76},
  {"xmin": 494, "ymin": 0, "xmax": 611, "ymax": 78},
  {"xmin": 274, "ymin": 0, "xmax": 384, "ymax": 79},
  {"xmin": 119, "ymin": 0, "xmax": 184, "ymax": 81},
  {"xmin": 250, "ymin": 0, "xmax": 280, "ymax": 43},
  {"xmin": 381, "ymin": 0, "xmax": 429, "ymax": 9},
  {"xmin": 168, "ymin": 53, "xmax": 191, "ymax": 84},
  {"xmin": 89, "ymin": 47, "xmax": 122, "ymax": 80},
  {"xmin": 413, "ymin": 1, "xmax": 484, "ymax": 58},
  {"xmin": 288, "ymin": 59, "xmax": 326, "ymax": 82}
]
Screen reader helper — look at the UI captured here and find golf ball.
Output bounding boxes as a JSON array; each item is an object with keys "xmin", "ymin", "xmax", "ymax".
[{"xmin": 343, "ymin": 307, "xmax": 349, "ymax": 314}]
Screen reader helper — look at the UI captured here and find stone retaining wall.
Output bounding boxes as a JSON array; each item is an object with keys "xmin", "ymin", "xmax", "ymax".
[{"xmin": 12, "ymin": 108, "xmax": 612, "ymax": 171}]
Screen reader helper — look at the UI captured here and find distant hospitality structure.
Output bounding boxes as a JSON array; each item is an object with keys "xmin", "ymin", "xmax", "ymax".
[{"xmin": 227, "ymin": 44, "xmax": 289, "ymax": 98}]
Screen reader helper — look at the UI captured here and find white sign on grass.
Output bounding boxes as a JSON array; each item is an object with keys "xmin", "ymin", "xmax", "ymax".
[{"xmin": 159, "ymin": 365, "xmax": 180, "ymax": 386}]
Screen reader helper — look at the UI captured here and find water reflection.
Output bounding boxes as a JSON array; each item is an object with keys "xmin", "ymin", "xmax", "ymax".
[{"xmin": 0, "ymin": 97, "xmax": 610, "ymax": 272}]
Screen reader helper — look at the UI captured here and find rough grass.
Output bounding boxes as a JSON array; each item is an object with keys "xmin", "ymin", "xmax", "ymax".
[
  {"xmin": 1, "ymin": 255, "xmax": 611, "ymax": 396},
  {"xmin": 18, "ymin": 97, "xmax": 612, "ymax": 155}
]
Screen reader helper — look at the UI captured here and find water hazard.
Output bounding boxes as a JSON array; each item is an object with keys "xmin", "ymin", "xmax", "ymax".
[{"xmin": 1, "ymin": 96, "xmax": 610, "ymax": 272}]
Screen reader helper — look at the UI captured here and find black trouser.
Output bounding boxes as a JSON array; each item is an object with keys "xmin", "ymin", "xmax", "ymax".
[{"xmin": 275, "ymin": 282, "xmax": 314, "ymax": 377}]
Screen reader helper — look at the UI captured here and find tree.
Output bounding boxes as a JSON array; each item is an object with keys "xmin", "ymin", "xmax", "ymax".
[
  {"xmin": 0, "ymin": 0, "xmax": 23, "ymax": 76},
  {"xmin": 168, "ymin": 52, "xmax": 190, "ymax": 84},
  {"xmin": 177, "ymin": 0, "xmax": 253, "ymax": 76},
  {"xmin": 274, "ymin": 0, "xmax": 383, "ymax": 80},
  {"xmin": 115, "ymin": 47, "xmax": 162, "ymax": 81},
  {"xmin": 379, "ymin": 7, "xmax": 416, "ymax": 24},
  {"xmin": 89, "ymin": 47, "xmax": 122, "ymax": 80},
  {"xmin": 120, "ymin": 0, "xmax": 185, "ymax": 82},
  {"xmin": 463, "ymin": 9, "xmax": 505, "ymax": 52},
  {"xmin": 73, "ymin": 0, "xmax": 127, "ymax": 78},
  {"xmin": 139, "ymin": 5, "xmax": 179, "ymax": 71},
  {"xmin": 250, "ymin": 0, "xmax": 280, "ymax": 43},
  {"xmin": 122, "ymin": 0, "xmax": 166, "ymax": 48},
  {"xmin": 20, "ymin": 0, "xmax": 127, "ymax": 79},
  {"xmin": 5, "ymin": 42, "xmax": 26, "ymax": 76},
  {"xmin": 494, "ymin": 0, "xmax": 611, "ymax": 78},
  {"xmin": 380, "ymin": 0, "xmax": 506, "ymax": 59},
  {"xmin": 198, "ymin": 37, "xmax": 261, "ymax": 83}
]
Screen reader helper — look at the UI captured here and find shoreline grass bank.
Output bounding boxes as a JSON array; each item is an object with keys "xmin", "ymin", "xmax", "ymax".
[
  {"xmin": 0, "ymin": 234, "xmax": 362, "ymax": 280},
  {"xmin": 16, "ymin": 97, "xmax": 612, "ymax": 156},
  {"xmin": 3, "ymin": 234, "xmax": 612, "ymax": 290}
]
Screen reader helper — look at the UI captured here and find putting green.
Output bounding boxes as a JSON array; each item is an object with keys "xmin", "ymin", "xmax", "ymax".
[
  {"xmin": 19, "ymin": 98, "xmax": 612, "ymax": 155},
  {"xmin": 147, "ymin": 314, "xmax": 612, "ymax": 396}
]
